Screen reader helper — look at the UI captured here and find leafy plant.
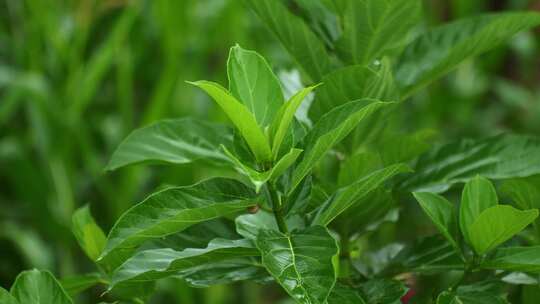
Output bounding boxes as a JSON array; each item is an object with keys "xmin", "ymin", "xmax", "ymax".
[{"xmin": 5, "ymin": 0, "xmax": 540, "ymax": 303}]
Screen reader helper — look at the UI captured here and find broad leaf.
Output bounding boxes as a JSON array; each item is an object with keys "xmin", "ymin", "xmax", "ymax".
[
  {"xmin": 459, "ymin": 176, "xmax": 498, "ymax": 246},
  {"xmin": 98, "ymin": 178, "xmax": 256, "ymax": 269},
  {"xmin": 397, "ymin": 12, "xmax": 540, "ymax": 97},
  {"xmin": 60, "ymin": 273, "xmax": 105, "ymax": 297},
  {"xmin": 413, "ymin": 192, "xmax": 460, "ymax": 253},
  {"xmin": 290, "ymin": 99, "xmax": 396, "ymax": 193},
  {"xmin": 106, "ymin": 118, "xmax": 232, "ymax": 171},
  {"xmin": 256, "ymin": 226, "xmax": 339, "ymax": 304},
  {"xmin": 336, "ymin": 0, "xmax": 422, "ymax": 65},
  {"xmin": 10, "ymin": 269, "xmax": 73, "ymax": 304},
  {"xmin": 310, "ymin": 62, "xmax": 398, "ymax": 122},
  {"xmin": 360, "ymin": 278, "xmax": 408, "ymax": 304},
  {"xmin": 244, "ymin": 0, "xmax": 332, "ymax": 81},
  {"xmin": 188, "ymin": 81, "xmax": 272, "ymax": 162},
  {"xmin": 481, "ymin": 246, "xmax": 540, "ymax": 273},
  {"xmin": 0, "ymin": 288, "xmax": 18, "ymax": 304},
  {"xmin": 468, "ymin": 205, "xmax": 538, "ymax": 255},
  {"xmin": 72, "ymin": 205, "xmax": 106, "ymax": 261},
  {"xmin": 437, "ymin": 281, "xmax": 508, "ymax": 304},
  {"xmin": 398, "ymin": 134, "xmax": 540, "ymax": 193},
  {"xmin": 235, "ymin": 211, "xmax": 305, "ymax": 240},
  {"xmin": 111, "ymin": 239, "xmax": 259, "ymax": 287},
  {"xmin": 313, "ymin": 164, "xmax": 410, "ymax": 226},
  {"xmin": 500, "ymin": 175, "xmax": 540, "ymax": 210},
  {"xmin": 327, "ymin": 283, "xmax": 366, "ymax": 304},
  {"xmin": 227, "ymin": 45, "xmax": 284, "ymax": 127}
]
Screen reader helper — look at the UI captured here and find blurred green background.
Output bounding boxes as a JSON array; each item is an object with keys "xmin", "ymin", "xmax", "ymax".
[{"xmin": 0, "ymin": 0, "xmax": 539, "ymax": 303}]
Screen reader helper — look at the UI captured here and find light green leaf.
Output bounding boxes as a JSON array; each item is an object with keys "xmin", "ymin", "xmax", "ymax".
[
  {"xmin": 111, "ymin": 239, "xmax": 259, "ymax": 287},
  {"xmin": 290, "ymin": 99, "xmax": 396, "ymax": 193},
  {"xmin": 481, "ymin": 246, "xmax": 540, "ymax": 273},
  {"xmin": 106, "ymin": 118, "xmax": 232, "ymax": 171},
  {"xmin": 327, "ymin": 283, "xmax": 366, "ymax": 304},
  {"xmin": 188, "ymin": 80, "xmax": 272, "ymax": 162},
  {"xmin": 0, "ymin": 288, "xmax": 18, "ymax": 304},
  {"xmin": 60, "ymin": 273, "xmax": 106, "ymax": 297},
  {"xmin": 337, "ymin": 152, "xmax": 382, "ymax": 187},
  {"xmin": 397, "ymin": 12, "xmax": 540, "ymax": 97},
  {"xmin": 460, "ymin": 176, "xmax": 498, "ymax": 246},
  {"xmin": 10, "ymin": 269, "xmax": 73, "ymax": 304},
  {"xmin": 398, "ymin": 134, "xmax": 540, "ymax": 193},
  {"xmin": 98, "ymin": 178, "xmax": 256, "ymax": 269},
  {"xmin": 72, "ymin": 205, "xmax": 106, "ymax": 261},
  {"xmin": 223, "ymin": 146, "xmax": 303, "ymax": 192},
  {"xmin": 270, "ymin": 85, "xmax": 319, "ymax": 159},
  {"xmin": 310, "ymin": 62, "xmax": 399, "ymax": 121},
  {"xmin": 413, "ymin": 192, "xmax": 460, "ymax": 253},
  {"xmin": 227, "ymin": 45, "xmax": 284, "ymax": 127},
  {"xmin": 256, "ymin": 226, "xmax": 338, "ymax": 304},
  {"xmin": 313, "ymin": 164, "xmax": 411, "ymax": 226},
  {"xmin": 336, "ymin": 0, "xmax": 422, "ymax": 65},
  {"xmin": 468, "ymin": 205, "xmax": 538, "ymax": 255},
  {"xmin": 235, "ymin": 211, "xmax": 305, "ymax": 240},
  {"xmin": 244, "ymin": 0, "xmax": 332, "ymax": 81}
]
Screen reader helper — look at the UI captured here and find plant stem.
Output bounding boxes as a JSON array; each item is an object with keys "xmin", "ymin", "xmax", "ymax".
[{"xmin": 263, "ymin": 182, "xmax": 289, "ymax": 234}]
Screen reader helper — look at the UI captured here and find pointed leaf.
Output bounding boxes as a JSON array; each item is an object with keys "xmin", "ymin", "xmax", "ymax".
[
  {"xmin": 336, "ymin": 0, "xmax": 422, "ymax": 65},
  {"xmin": 227, "ymin": 45, "xmax": 284, "ymax": 127},
  {"xmin": 256, "ymin": 226, "xmax": 339, "ymax": 304},
  {"xmin": 460, "ymin": 176, "xmax": 498, "ymax": 245},
  {"xmin": 188, "ymin": 81, "xmax": 272, "ymax": 162},
  {"xmin": 482, "ymin": 246, "xmax": 540, "ymax": 273},
  {"xmin": 397, "ymin": 12, "xmax": 540, "ymax": 97},
  {"xmin": 10, "ymin": 270, "xmax": 73, "ymax": 304},
  {"xmin": 290, "ymin": 99, "xmax": 396, "ymax": 193},
  {"xmin": 413, "ymin": 192, "xmax": 460, "ymax": 253},
  {"xmin": 314, "ymin": 164, "xmax": 411, "ymax": 226},
  {"xmin": 72, "ymin": 205, "xmax": 106, "ymax": 261},
  {"xmin": 468, "ymin": 205, "xmax": 538, "ymax": 255},
  {"xmin": 111, "ymin": 239, "xmax": 259, "ymax": 287},
  {"xmin": 106, "ymin": 118, "xmax": 232, "ymax": 171},
  {"xmin": 99, "ymin": 178, "xmax": 256, "ymax": 269}
]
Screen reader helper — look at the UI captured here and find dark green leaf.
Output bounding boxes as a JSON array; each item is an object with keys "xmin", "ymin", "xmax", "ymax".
[
  {"xmin": 460, "ymin": 176, "xmax": 498, "ymax": 246},
  {"xmin": 500, "ymin": 175, "xmax": 540, "ymax": 210},
  {"xmin": 60, "ymin": 273, "xmax": 106, "ymax": 297},
  {"xmin": 482, "ymin": 246, "xmax": 540, "ymax": 273},
  {"xmin": 72, "ymin": 205, "xmax": 106, "ymax": 261},
  {"xmin": 10, "ymin": 269, "xmax": 73, "ymax": 304},
  {"xmin": 327, "ymin": 282, "xmax": 366, "ymax": 304},
  {"xmin": 360, "ymin": 278, "xmax": 408, "ymax": 304},
  {"xmin": 256, "ymin": 226, "xmax": 339, "ymax": 304}
]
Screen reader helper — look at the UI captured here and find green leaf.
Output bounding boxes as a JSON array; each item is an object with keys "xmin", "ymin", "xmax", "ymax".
[
  {"xmin": 106, "ymin": 118, "xmax": 232, "ymax": 171},
  {"xmin": 10, "ymin": 269, "xmax": 73, "ymax": 304},
  {"xmin": 337, "ymin": 152, "xmax": 382, "ymax": 187},
  {"xmin": 98, "ymin": 178, "xmax": 256, "ymax": 269},
  {"xmin": 460, "ymin": 176, "xmax": 498, "ymax": 246},
  {"xmin": 468, "ymin": 205, "xmax": 538, "ymax": 255},
  {"xmin": 398, "ymin": 134, "xmax": 540, "ymax": 193},
  {"xmin": 500, "ymin": 175, "xmax": 540, "ymax": 210},
  {"xmin": 336, "ymin": 0, "xmax": 422, "ymax": 65},
  {"xmin": 188, "ymin": 80, "xmax": 272, "ymax": 162},
  {"xmin": 0, "ymin": 288, "xmax": 18, "ymax": 304},
  {"xmin": 310, "ymin": 62, "xmax": 399, "ymax": 121},
  {"xmin": 437, "ymin": 282, "xmax": 509, "ymax": 304},
  {"xmin": 481, "ymin": 246, "xmax": 540, "ymax": 273},
  {"xmin": 313, "ymin": 164, "xmax": 411, "ymax": 226},
  {"xmin": 360, "ymin": 279, "xmax": 408, "ymax": 304},
  {"xmin": 377, "ymin": 129, "xmax": 437, "ymax": 165},
  {"xmin": 111, "ymin": 239, "xmax": 259, "ymax": 287},
  {"xmin": 327, "ymin": 283, "xmax": 366, "ymax": 304},
  {"xmin": 223, "ymin": 146, "xmax": 303, "ymax": 192},
  {"xmin": 71, "ymin": 205, "xmax": 106, "ymax": 261},
  {"xmin": 244, "ymin": 0, "xmax": 332, "ymax": 81},
  {"xmin": 60, "ymin": 273, "xmax": 106, "ymax": 297},
  {"xmin": 397, "ymin": 12, "xmax": 540, "ymax": 97},
  {"xmin": 227, "ymin": 45, "xmax": 284, "ymax": 127},
  {"xmin": 235, "ymin": 211, "xmax": 305, "ymax": 240},
  {"xmin": 256, "ymin": 226, "xmax": 339, "ymax": 304},
  {"xmin": 413, "ymin": 192, "xmax": 460, "ymax": 253},
  {"xmin": 270, "ymin": 85, "xmax": 319, "ymax": 159},
  {"xmin": 290, "ymin": 99, "xmax": 396, "ymax": 193}
]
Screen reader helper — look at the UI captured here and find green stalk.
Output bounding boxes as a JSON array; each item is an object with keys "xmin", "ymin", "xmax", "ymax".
[{"xmin": 263, "ymin": 182, "xmax": 289, "ymax": 234}]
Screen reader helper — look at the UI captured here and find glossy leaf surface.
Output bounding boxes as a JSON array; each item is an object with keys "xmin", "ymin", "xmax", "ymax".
[{"xmin": 10, "ymin": 270, "xmax": 72, "ymax": 304}]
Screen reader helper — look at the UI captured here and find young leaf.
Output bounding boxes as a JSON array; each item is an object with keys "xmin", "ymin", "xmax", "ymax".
[
  {"xmin": 397, "ymin": 12, "xmax": 540, "ymax": 97},
  {"xmin": 188, "ymin": 81, "xmax": 272, "ymax": 162},
  {"xmin": 0, "ymin": 288, "xmax": 18, "ymax": 304},
  {"xmin": 336, "ymin": 0, "xmax": 422, "ymax": 65},
  {"xmin": 398, "ymin": 134, "xmax": 540, "ymax": 193},
  {"xmin": 256, "ymin": 226, "xmax": 339, "ymax": 304},
  {"xmin": 106, "ymin": 118, "xmax": 232, "ymax": 171},
  {"xmin": 290, "ymin": 99, "xmax": 396, "ymax": 193},
  {"xmin": 98, "ymin": 178, "xmax": 256, "ymax": 269},
  {"xmin": 310, "ymin": 62, "xmax": 399, "ymax": 121},
  {"xmin": 481, "ymin": 246, "xmax": 540, "ymax": 273},
  {"xmin": 270, "ymin": 85, "xmax": 319, "ymax": 159},
  {"xmin": 111, "ymin": 239, "xmax": 259, "ymax": 288},
  {"xmin": 313, "ymin": 164, "xmax": 411, "ymax": 226},
  {"xmin": 10, "ymin": 269, "xmax": 73, "ymax": 304},
  {"xmin": 227, "ymin": 45, "xmax": 284, "ymax": 127},
  {"xmin": 468, "ymin": 205, "xmax": 538, "ymax": 255},
  {"xmin": 413, "ymin": 192, "xmax": 460, "ymax": 253},
  {"xmin": 244, "ymin": 0, "xmax": 332, "ymax": 81},
  {"xmin": 72, "ymin": 205, "xmax": 106, "ymax": 261},
  {"xmin": 460, "ymin": 176, "xmax": 498, "ymax": 246}
]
